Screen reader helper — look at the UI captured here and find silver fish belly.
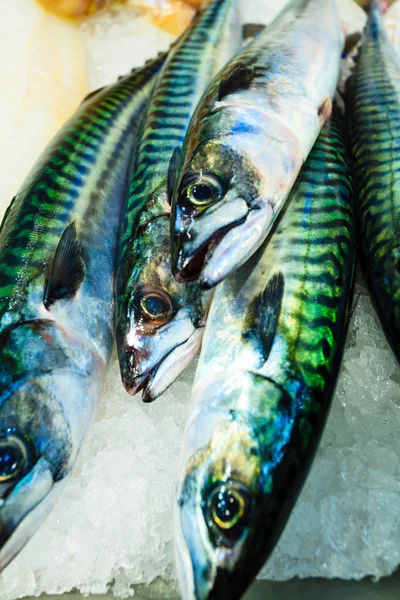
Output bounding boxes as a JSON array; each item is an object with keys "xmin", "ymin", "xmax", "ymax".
[
  {"xmin": 115, "ymin": 0, "xmax": 241, "ymax": 401},
  {"xmin": 170, "ymin": 0, "xmax": 343, "ymax": 289},
  {"xmin": 0, "ymin": 57, "xmax": 162, "ymax": 570}
]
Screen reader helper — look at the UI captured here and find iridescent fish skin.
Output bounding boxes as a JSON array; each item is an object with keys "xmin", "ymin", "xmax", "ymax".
[
  {"xmin": 347, "ymin": 2, "xmax": 400, "ymax": 359},
  {"xmin": 175, "ymin": 113, "xmax": 356, "ymax": 600},
  {"xmin": 170, "ymin": 0, "xmax": 343, "ymax": 290},
  {"xmin": 0, "ymin": 57, "xmax": 163, "ymax": 570},
  {"xmin": 116, "ymin": 0, "xmax": 240, "ymax": 401}
]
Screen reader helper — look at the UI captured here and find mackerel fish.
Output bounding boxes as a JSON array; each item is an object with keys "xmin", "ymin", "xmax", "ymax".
[
  {"xmin": 170, "ymin": 0, "xmax": 343, "ymax": 289},
  {"xmin": 347, "ymin": 1, "xmax": 400, "ymax": 359},
  {"xmin": 0, "ymin": 56, "xmax": 163, "ymax": 570},
  {"xmin": 116, "ymin": 0, "xmax": 241, "ymax": 401},
  {"xmin": 175, "ymin": 112, "xmax": 355, "ymax": 600}
]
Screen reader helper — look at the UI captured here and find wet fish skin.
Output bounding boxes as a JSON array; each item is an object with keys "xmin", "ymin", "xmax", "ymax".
[
  {"xmin": 175, "ymin": 113, "xmax": 356, "ymax": 600},
  {"xmin": 0, "ymin": 56, "xmax": 163, "ymax": 570},
  {"xmin": 170, "ymin": 0, "xmax": 343, "ymax": 290},
  {"xmin": 347, "ymin": 2, "xmax": 400, "ymax": 359},
  {"xmin": 119, "ymin": 211, "xmax": 212, "ymax": 401},
  {"xmin": 116, "ymin": 0, "xmax": 240, "ymax": 401}
]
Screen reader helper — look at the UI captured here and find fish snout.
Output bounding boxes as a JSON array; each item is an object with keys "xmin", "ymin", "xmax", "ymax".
[
  {"xmin": 172, "ymin": 194, "xmax": 250, "ymax": 286},
  {"xmin": 0, "ymin": 458, "xmax": 57, "ymax": 572},
  {"xmin": 119, "ymin": 309, "xmax": 203, "ymax": 401},
  {"xmin": 118, "ymin": 343, "xmax": 152, "ymax": 397}
]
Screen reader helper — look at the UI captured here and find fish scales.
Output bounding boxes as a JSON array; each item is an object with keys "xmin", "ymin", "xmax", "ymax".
[
  {"xmin": 118, "ymin": 0, "xmax": 238, "ymax": 263},
  {"xmin": 175, "ymin": 112, "xmax": 355, "ymax": 600},
  {"xmin": 116, "ymin": 0, "xmax": 240, "ymax": 400},
  {"xmin": 0, "ymin": 55, "xmax": 163, "ymax": 570},
  {"xmin": 347, "ymin": 2, "xmax": 400, "ymax": 359},
  {"xmin": 0, "ymin": 60, "xmax": 162, "ymax": 329},
  {"xmin": 170, "ymin": 0, "xmax": 343, "ymax": 291}
]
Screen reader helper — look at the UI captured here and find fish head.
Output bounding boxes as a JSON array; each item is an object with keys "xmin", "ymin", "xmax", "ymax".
[
  {"xmin": 170, "ymin": 106, "xmax": 293, "ymax": 290},
  {"xmin": 0, "ymin": 320, "xmax": 102, "ymax": 570},
  {"xmin": 176, "ymin": 370, "xmax": 292, "ymax": 600},
  {"xmin": 117, "ymin": 219, "xmax": 210, "ymax": 401}
]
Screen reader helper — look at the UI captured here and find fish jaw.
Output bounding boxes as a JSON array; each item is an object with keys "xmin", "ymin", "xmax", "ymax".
[
  {"xmin": 171, "ymin": 111, "xmax": 303, "ymax": 288},
  {"xmin": 0, "ymin": 367, "xmax": 100, "ymax": 571},
  {"xmin": 0, "ymin": 458, "xmax": 57, "ymax": 571},
  {"xmin": 199, "ymin": 205, "xmax": 273, "ymax": 290},
  {"xmin": 142, "ymin": 326, "xmax": 203, "ymax": 402},
  {"xmin": 0, "ymin": 319, "xmax": 105, "ymax": 570},
  {"xmin": 171, "ymin": 193, "xmax": 249, "ymax": 284},
  {"xmin": 175, "ymin": 370, "xmax": 294, "ymax": 600},
  {"xmin": 118, "ymin": 307, "xmax": 203, "ymax": 400}
]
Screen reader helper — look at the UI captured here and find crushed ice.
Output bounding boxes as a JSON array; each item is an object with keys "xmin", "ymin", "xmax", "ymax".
[
  {"xmin": 1, "ymin": 280, "xmax": 399, "ymax": 599},
  {"xmin": 0, "ymin": 1, "xmax": 399, "ymax": 598}
]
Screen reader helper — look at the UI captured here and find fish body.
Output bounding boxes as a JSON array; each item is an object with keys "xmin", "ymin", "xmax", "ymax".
[
  {"xmin": 175, "ymin": 113, "xmax": 355, "ymax": 600},
  {"xmin": 170, "ymin": 0, "xmax": 343, "ymax": 289},
  {"xmin": 0, "ymin": 57, "xmax": 163, "ymax": 570},
  {"xmin": 115, "ymin": 0, "xmax": 241, "ymax": 401},
  {"xmin": 347, "ymin": 2, "xmax": 400, "ymax": 359}
]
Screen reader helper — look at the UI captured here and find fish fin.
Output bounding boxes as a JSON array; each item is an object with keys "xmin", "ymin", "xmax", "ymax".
[
  {"xmin": 80, "ymin": 86, "xmax": 107, "ymax": 105},
  {"xmin": 218, "ymin": 63, "xmax": 254, "ymax": 101},
  {"xmin": 0, "ymin": 196, "xmax": 17, "ymax": 232},
  {"xmin": 242, "ymin": 23, "xmax": 265, "ymax": 40},
  {"xmin": 43, "ymin": 222, "xmax": 86, "ymax": 310},
  {"xmin": 167, "ymin": 147, "xmax": 181, "ymax": 204},
  {"xmin": 244, "ymin": 272, "xmax": 285, "ymax": 363}
]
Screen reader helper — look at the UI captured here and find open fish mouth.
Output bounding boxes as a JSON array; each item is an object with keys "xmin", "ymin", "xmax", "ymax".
[
  {"xmin": 173, "ymin": 236, "xmax": 220, "ymax": 285},
  {"xmin": 172, "ymin": 219, "xmax": 246, "ymax": 286},
  {"xmin": 123, "ymin": 328, "xmax": 203, "ymax": 402},
  {"xmin": 173, "ymin": 206, "xmax": 268, "ymax": 290}
]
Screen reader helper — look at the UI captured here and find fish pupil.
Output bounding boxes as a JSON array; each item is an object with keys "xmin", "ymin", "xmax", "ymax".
[
  {"xmin": 215, "ymin": 490, "xmax": 240, "ymax": 524},
  {"xmin": 144, "ymin": 295, "xmax": 167, "ymax": 316},
  {"xmin": 191, "ymin": 183, "xmax": 213, "ymax": 202},
  {"xmin": 0, "ymin": 445, "xmax": 23, "ymax": 480}
]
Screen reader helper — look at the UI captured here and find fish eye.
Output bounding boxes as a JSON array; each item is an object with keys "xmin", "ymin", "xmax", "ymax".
[
  {"xmin": 136, "ymin": 288, "xmax": 174, "ymax": 331},
  {"xmin": 184, "ymin": 174, "xmax": 224, "ymax": 208},
  {"xmin": 0, "ymin": 431, "xmax": 35, "ymax": 491},
  {"xmin": 205, "ymin": 481, "xmax": 251, "ymax": 546}
]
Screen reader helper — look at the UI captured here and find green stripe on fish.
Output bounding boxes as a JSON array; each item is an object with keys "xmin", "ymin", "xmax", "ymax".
[
  {"xmin": 0, "ymin": 55, "xmax": 163, "ymax": 571},
  {"xmin": 347, "ymin": 2, "xmax": 400, "ymax": 359},
  {"xmin": 175, "ymin": 111, "xmax": 356, "ymax": 600},
  {"xmin": 115, "ymin": 0, "xmax": 241, "ymax": 401},
  {"xmin": 170, "ymin": 0, "xmax": 343, "ymax": 290}
]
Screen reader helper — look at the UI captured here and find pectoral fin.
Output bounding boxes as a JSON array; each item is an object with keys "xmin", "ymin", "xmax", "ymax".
[
  {"xmin": 43, "ymin": 221, "xmax": 85, "ymax": 310},
  {"xmin": 244, "ymin": 272, "xmax": 285, "ymax": 363}
]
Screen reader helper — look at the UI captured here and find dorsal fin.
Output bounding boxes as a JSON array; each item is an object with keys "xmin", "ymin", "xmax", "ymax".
[
  {"xmin": 43, "ymin": 221, "xmax": 86, "ymax": 310},
  {"xmin": 0, "ymin": 196, "xmax": 17, "ymax": 232},
  {"xmin": 218, "ymin": 63, "xmax": 254, "ymax": 101},
  {"xmin": 243, "ymin": 272, "xmax": 285, "ymax": 363},
  {"xmin": 242, "ymin": 23, "xmax": 265, "ymax": 40},
  {"xmin": 167, "ymin": 147, "xmax": 181, "ymax": 204},
  {"xmin": 80, "ymin": 86, "xmax": 107, "ymax": 105}
]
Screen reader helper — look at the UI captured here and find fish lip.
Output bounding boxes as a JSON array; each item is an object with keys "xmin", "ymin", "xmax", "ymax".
[
  {"xmin": 123, "ymin": 334, "xmax": 197, "ymax": 402},
  {"xmin": 141, "ymin": 330, "xmax": 200, "ymax": 402},
  {"xmin": 124, "ymin": 371, "xmax": 152, "ymax": 399},
  {"xmin": 0, "ymin": 459, "xmax": 55, "ymax": 572},
  {"xmin": 173, "ymin": 240, "xmax": 212, "ymax": 284},
  {"xmin": 173, "ymin": 219, "xmax": 245, "ymax": 285}
]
